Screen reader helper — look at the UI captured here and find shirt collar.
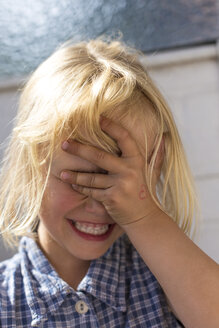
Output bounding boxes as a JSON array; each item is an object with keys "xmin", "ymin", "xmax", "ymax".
[
  {"xmin": 77, "ymin": 233, "xmax": 129, "ymax": 312},
  {"xmin": 19, "ymin": 234, "xmax": 129, "ymax": 323},
  {"xmin": 20, "ymin": 237, "xmax": 72, "ymax": 325}
]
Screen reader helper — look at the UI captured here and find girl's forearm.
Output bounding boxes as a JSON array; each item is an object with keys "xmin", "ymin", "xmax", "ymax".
[{"xmin": 123, "ymin": 210, "xmax": 219, "ymax": 328}]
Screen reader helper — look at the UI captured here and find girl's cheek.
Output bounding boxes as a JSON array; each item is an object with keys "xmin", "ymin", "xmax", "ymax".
[
  {"xmin": 55, "ymin": 192, "xmax": 78, "ymax": 209},
  {"xmin": 43, "ymin": 175, "xmax": 87, "ymax": 212},
  {"xmin": 50, "ymin": 187, "xmax": 87, "ymax": 210}
]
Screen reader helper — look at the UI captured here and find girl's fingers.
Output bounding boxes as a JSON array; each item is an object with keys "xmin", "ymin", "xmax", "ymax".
[
  {"xmin": 60, "ymin": 170, "xmax": 114, "ymax": 189},
  {"xmin": 62, "ymin": 140, "xmax": 123, "ymax": 174},
  {"xmin": 100, "ymin": 117, "xmax": 140, "ymax": 158},
  {"xmin": 70, "ymin": 184, "xmax": 108, "ymax": 202},
  {"xmin": 61, "ymin": 117, "xmax": 142, "ymax": 173}
]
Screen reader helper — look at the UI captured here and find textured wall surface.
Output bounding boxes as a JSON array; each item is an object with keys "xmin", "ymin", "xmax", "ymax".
[{"xmin": 0, "ymin": 0, "xmax": 219, "ymax": 78}]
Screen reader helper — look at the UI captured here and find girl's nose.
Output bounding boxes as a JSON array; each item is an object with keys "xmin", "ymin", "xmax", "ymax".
[{"xmin": 84, "ymin": 196, "xmax": 106, "ymax": 215}]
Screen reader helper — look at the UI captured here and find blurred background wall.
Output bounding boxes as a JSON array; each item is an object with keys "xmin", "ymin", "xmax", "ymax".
[{"xmin": 0, "ymin": 0, "xmax": 219, "ymax": 262}]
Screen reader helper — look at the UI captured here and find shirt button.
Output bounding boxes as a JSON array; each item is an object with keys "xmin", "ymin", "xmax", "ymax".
[
  {"xmin": 75, "ymin": 300, "xmax": 89, "ymax": 314},
  {"xmin": 66, "ymin": 288, "xmax": 72, "ymax": 294}
]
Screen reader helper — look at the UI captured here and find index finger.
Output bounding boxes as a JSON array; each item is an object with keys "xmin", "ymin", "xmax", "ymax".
[
  {"xmin": 100, "ymin": 117, "xmax": 141, "ymax": 158},
  {"xmin": 61, "ymin": 140, "xmax": 124, "ymax": 174}
]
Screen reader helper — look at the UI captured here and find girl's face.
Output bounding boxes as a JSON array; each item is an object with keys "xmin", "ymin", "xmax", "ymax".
[
  {"xmin": 38, "ymin": 146, "xmax": 124, "ymax": 268},
  {"xmin": 37, "ymin": 112, "xmax": 156, "ymax": 278}
]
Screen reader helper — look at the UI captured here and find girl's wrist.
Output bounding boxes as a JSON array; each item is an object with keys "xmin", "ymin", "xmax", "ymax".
[{"xmin": 121, "ymin": 206, "xmax": 169, "ymax": 235}]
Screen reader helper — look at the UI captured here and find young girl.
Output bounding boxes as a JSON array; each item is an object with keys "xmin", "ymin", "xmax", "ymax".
[{"xmin": 0, "ymin": 39, "xmax": 218, "ymax": 328}]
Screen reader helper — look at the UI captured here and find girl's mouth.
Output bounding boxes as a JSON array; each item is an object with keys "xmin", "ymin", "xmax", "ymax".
[
  {"xmin": 74, "ymin": 221, "xmax": 110, "ymax": 235},
  {"xmin": 67, "ymin": 219, "xmax": 116, "ymax": 241}
]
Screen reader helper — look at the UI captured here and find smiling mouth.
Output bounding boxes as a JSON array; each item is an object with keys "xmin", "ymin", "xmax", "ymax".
[{"xmin": 68, "ymin": 219, "xmax": 112, "ymax": 236}]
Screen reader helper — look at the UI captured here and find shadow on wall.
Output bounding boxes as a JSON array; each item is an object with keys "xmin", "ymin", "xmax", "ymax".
[{"xmin": 0, "ymin": 0, "xmax": 219, "ymax": 78}]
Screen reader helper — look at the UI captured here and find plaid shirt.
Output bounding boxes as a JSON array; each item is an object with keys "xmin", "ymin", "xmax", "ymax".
[{"xmin": 0, "ymin": 235, "xmax": 183, "ymax": 327}]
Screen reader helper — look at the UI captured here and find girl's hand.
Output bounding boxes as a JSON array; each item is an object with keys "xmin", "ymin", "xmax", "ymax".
[{"xmin": 60, "ymin": 117, "xmax": 163, "ymax": 227}]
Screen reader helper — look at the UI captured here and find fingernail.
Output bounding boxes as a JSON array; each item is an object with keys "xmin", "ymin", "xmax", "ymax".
[
  {"xmin": 62, "ymin": 141, "xmax": 69, "ymax": 150},
  {"xmin": 72, "ymin": 184, "xmax": 79, "ymax": 189},
  {"xmin": 60, "ymin": 171, "xmax": 70, "ymax": 180}
]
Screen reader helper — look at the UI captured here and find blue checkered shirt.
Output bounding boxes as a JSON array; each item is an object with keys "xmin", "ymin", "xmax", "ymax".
[{"xmin": 0, "ymin": 235, "xmax": 183, "ymax": 327}]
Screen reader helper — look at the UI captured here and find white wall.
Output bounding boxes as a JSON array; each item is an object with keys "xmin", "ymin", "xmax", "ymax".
[{"xmin": 0, "ymin": 44, "xmax": 219, "ymax": 262}]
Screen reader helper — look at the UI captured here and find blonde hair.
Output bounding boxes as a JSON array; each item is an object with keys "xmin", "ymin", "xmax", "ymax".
[{"xmin": 0, "ymin": 38, "xmax": 198, "ymax": 247}]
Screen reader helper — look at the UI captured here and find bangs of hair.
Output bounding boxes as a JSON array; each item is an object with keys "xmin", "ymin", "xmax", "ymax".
[{"xmin": 15, "ymin": 40, "xmax": 156, "ymax": 168}]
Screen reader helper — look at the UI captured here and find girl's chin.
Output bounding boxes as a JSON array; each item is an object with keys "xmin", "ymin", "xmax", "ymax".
[{"xmin": 67, "ymin": 231, "xmax": 124, "ymax": 261}]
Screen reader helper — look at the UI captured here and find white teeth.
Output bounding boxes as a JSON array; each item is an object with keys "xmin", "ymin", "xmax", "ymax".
[{"xmin": 74, "ymin": 222, "xmax": 110, "ymax": 235}]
